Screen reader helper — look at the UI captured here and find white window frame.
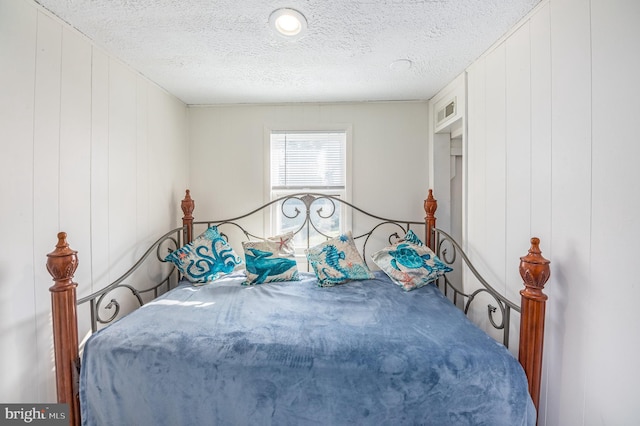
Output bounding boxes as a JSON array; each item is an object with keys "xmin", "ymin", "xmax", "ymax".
[{"xmin": 264, "ymin": 125, "xmax": 353, "ymax": 246}]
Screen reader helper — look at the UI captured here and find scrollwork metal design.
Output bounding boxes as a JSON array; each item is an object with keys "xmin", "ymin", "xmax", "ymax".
[
  {"xmin": 75, "ymin": 193, "xmax": 524, "ymax": 352},
  {"xmin": 157, "ymin": 236, "xmax": 179, "ymax": 262},
  {"xmin": 312, "ymin": 196, "xmax": 337, "ymax": 220},
  {"xmin": 281, "ymin": 195, "xmax": 305, "ymax": 220},
  {"xmin": 79, "ymin": 228, "xmax": 184, "ymax": 331},
  {"xmin": 356, "ymin": 222, "xmax": 409, "ymax": 266},
  {"xmin": 464, "ymin": 288, "xmax": 507, "ymax": 329},
  {"xmin": 95, "ymin": 296, "xmax": 121, "ymax": 324},
  {"xmin": 433, "ymin": 227, "xmax": 520, "ymax": 348},
  {"xmin": 276, "ymin": 194, "xmax": 344, "ymax": 243},
  {"xmin": 437, "ymin": 238, "xmax": 457, "ymax": 265}
]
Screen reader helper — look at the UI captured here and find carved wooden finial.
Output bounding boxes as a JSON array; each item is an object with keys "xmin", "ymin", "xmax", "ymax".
[
  {"xmin": 47, "ymin": 232, "xmax": 78, "ymax": 291},
  {"xmin": 424, "ymin": 189, "xmax": 438, "ymax": 250},
  {"xmin": 519, "ymin": 237, "xmax": 551, "ymax": 297},
  {"xmin": 181, "ymin": 189, "xmax": 196, "ymax": 245},
  {"xmin": 181, "ymin": 189, "xmax": 195, "ymax": 220},
  {"xmin": 424, "ymin": 189, "xmax": 437, "ymax": 218}
]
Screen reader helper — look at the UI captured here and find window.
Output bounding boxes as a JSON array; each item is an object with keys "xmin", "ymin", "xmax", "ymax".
[{"xmin": 269, "ymin": 130, "xmax": 350, "ymax": 248}]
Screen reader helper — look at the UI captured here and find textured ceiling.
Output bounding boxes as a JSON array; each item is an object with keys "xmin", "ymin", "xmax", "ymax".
[{"xmin": 35, "ymin": 0, "xmax": 541, "ymax": 105}]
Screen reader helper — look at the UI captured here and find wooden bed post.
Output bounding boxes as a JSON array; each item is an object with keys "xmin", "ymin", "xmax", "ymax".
[
  {"xmin": 47, "ymin": 232, "xmax": 81, "ymax": 426},
  {"xmin": 181, "ymin": 189, "xmax": 195, "ymax": 244},
  {"xmin": 424, "ymin": 189, "xmax": 437, "ymax": 250},
  {"xmin": 518, "ymin": 237, "xmax": 550, "ymax": 417}
]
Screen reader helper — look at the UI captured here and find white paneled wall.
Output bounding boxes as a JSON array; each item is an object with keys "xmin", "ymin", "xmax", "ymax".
[
  {"xmin": 1, "ymin": 0, "xmax": 37, "ymax": 403},
  {"xmin": 548, "ymin": 0, "xmax": 593, "ymax": 422},
  {"xmin": 0, "ymin": 0, "xmax": 188, "ymax": 402},
  {"xmin": 464, "ymin": 0, "xmax": 640, "ymax": 423},
  {"xmin": 482, "ymin": 42, "xmax": 507, "ymax": 295},
  {"xmin": 587, "ymin": 0, "xmax": 640, "ymax": 422}
]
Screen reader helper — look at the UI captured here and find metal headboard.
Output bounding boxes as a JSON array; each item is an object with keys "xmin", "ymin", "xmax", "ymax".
[
  {"xmin": 78, "ymin": 192, "xmax": 426, "ymax": 332},
  {"xmin": 192, "ymin": 192, "xmax": 426, "ymax": 268}
]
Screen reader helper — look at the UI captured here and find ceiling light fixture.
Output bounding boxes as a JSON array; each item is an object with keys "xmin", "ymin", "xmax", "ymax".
[
  {"xmin": 390, "ymin": 59, "xmax": 413, "ymax": 71},
  {"xmin": 270, "ymin": 8, "xmax": 307, "ymax": 39}
]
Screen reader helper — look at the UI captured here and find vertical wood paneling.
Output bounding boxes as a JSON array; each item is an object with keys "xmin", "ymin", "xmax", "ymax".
[
  {"xmin": 147, "ymin": 89, "xmax": 188, "ymax": 231},
  {"xmin": 134, "ymin": 78, "xmax": 153, "ymax": 288},
  {"xmin": 58, "ymin": 27, "xmax": 92, "ymax": 287},
  {"xmin": 0, "ymin": 0, "xmax": 37, "ymax": 402},
  {"xmin": 108, "ymin": 59, "xmax": 138, "ymax": 280},
  {"xmin": 465, "ymin": 46, "xmax": 509, "ymax": 337},
  {"xmin": 529, "ymin": 5, "xmax": 552, "ymax": 247},
  {"xmin": 586, "ymin": 0, "xmax": 640, "ymax": 423},
  {"xmin": 505, "ymin": 24, "xmax": 532, "ymax": 303},
  {"xmin": 32, "ymin": 10, "xmax": 62, "ymax": 403},
  {"xmin": 548, "ymin": 0, "xmax": 592, "ymax": 424},
  {"xmin": 528, "ymin": 4, "xmax": 552, "ymax": 422},
  {"xmin": 146, "ymin": 92, "xmax": 165, "ymax": 232},
  {"xmin": 464, "ymin": 60, "xmax": 490, "ymax": 332},
  {"xmin": 90, "ymin": 48, "xmax": 110, "ymax": 295},
  {"xmin": 503, "ymin": 23, "xmax": 533, "ymax": 354},
  {"xmin": 136, "ymin": 77, "xmax": 150, "ymax": 244},
  {"xmin": 483, "ymin": 45, "xmax": 507, "ymax": 294},
  {"xmin": 464, "ymin": 1, "xmax": 603, "ymax": 424},
  {"xmin": 465, "ymin": 60, "xmax": 486, "ymax": 259},
  {"xmin": 0, "ymin": 0, "xmax": 188, "ymax": 402}
]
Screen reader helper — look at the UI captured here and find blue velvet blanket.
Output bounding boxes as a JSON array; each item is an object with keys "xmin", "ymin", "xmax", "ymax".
[{"xmin": 80, "ymin": 271, "xmax": 535, "ymax": 426}]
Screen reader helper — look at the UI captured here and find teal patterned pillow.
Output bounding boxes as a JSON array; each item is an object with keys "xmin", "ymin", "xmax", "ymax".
[
  {"xmin": 305, "ymin": 232, "xmax": 374, "ymax": 287},
  {"xmin": 402, "ymin": 229, "xmax": 424, "ymax": 246},
  {"xmin": 164, "ymin": 226, "xmax": 243, "ymax": 284},
  {"xmin": 242, "ymin": 232, "xmax": 300, "ymax": 285},
  {"xmin": 371, "ymin": 242, "xmax": 452, "ymax": 291}
]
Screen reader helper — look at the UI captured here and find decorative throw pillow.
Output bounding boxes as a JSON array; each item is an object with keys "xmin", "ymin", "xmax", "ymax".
[
  {"xmin": 242, "ymin": 232, "xmax": 300, "ymax": 285},
  {"xmin": 402, "ymin": 229, "xmax": 424, "ymax": 246},
  {"xmin": 164, "ymin": 226, "xmax": 243, "ymax": 284},
  {"xmin": 371, "ymin": 242, "xmax": 452, "ymax": 291},
  {"xmin": 305, "ymin": 232, "xmax": 374, "ymax": 287}
]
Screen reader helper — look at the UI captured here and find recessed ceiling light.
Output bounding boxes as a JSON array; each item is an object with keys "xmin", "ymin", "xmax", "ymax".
[
  {"xmin": 390, "ymin": 59, "xmax": 413, "ymax": 71},
  {"xmin": 270, "ymin": 8, "xmax": 307, "ymax": 39}
]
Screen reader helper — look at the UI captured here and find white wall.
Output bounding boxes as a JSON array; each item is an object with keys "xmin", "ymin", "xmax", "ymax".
[
  {"xmin": 188, "ymin": 102, "xmax": 430, "ymax": 226},
  {"xmin": 0, "ymin": 0, "xmax": 189, "ymax": 403},
  {"xmin": 464, "ymin": 0, "xmax": 640, "ymax": 424}
]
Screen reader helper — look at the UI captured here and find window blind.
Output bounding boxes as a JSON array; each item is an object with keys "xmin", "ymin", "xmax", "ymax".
[{"xmin": 271, "ymin": 132, "xmax": 346, "ymax": 190}]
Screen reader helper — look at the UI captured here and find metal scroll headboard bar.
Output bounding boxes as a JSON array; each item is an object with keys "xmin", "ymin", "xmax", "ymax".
[{"xmin": 190, "ymin": 192, "xmax": 426, "ymax": 268}]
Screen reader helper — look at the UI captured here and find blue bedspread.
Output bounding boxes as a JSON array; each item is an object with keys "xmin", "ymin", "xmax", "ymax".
[{"xmin": 80, "ymin": 271, "xmax": 535, "ymax": 426}]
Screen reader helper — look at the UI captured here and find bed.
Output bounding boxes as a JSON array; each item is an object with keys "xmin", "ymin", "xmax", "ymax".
[{"xmin": 46, "ymin": 189, "xmax": 551, "ymax": 426}]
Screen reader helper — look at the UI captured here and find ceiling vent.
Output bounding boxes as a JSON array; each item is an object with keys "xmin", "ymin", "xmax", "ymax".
[{"xmin": 436, "ymin": 97, "xmax": 457, "ymax": 126}]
